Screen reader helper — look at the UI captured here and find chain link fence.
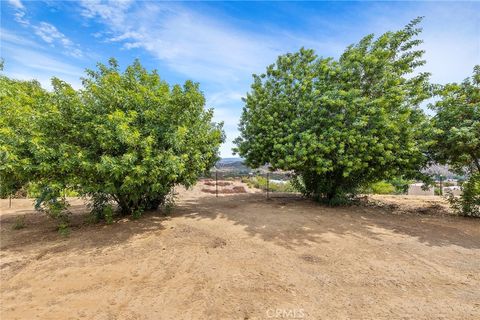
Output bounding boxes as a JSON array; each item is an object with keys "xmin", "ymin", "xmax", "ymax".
[{"xmin": 200, "ymin": 167, "xmax": 300, "ymax": 199}]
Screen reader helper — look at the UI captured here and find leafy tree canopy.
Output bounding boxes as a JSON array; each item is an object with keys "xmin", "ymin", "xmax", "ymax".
[
  {"xmin": 234, "ymin": 18, "xmax": 432, "ymax": 203},
  {"xmin": 430, "ymin": 65, "xmax": 480, "ymax": 175},
  {"xmin": 0, "ymin": 71, "xmax": 48, "ymax": 197},
  {"xmin": 1, "ymin": 59, "xmax": 224, "ymax": 218}
]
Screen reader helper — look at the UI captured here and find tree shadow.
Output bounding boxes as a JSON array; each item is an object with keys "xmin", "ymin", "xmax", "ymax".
[
  {"xmin": 0, "ymin": 201, "xmax": 168, "ymax": 254},
  {"xmin": 173, "ymin": 193, "xmax": 480, "ymax": 250},
  {"xmin": 1, "ymin": 193, "xmax": 479, "ymax": 257}
]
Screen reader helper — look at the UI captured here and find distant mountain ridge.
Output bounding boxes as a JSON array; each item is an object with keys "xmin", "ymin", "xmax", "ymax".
[
  {"xmin": 217, "ymin": 157, "xmax": 244, "ymax": 164},
  {"xmin": 215, "ymin": 158, "xmax": 463, "ymax": 179},
  {"xmin": 215, "ymin": 158, "xmax": 248, "ymax": 171},
  {"xmin": 424, "ymin": 164, "xmax": 464, "ymax": 179}
]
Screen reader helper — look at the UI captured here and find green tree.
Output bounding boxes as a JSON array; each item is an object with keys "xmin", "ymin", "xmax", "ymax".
[
  {"xmin": 430, "ymin": 66, "xmax": 480, "ymax": 217},
  {"xmin": 234, "ymin": 18, "xmax": 432, "ymax": 204},
  {"xmin": 0, "ymin": 70, "xmax": 48, "ymax": 197},
  {"xmin": 430, "ymin": 66, "xmax": 480, "ymax": 174},
  {"xmin": 1, "ymin": 59, "xmax": 224, "ymax": 219}
]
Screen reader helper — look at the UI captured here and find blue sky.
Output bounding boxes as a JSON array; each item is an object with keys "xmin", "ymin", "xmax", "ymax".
[{"xmin": 1, "ymin": 1, "xmax": 479, "ymax": 157}]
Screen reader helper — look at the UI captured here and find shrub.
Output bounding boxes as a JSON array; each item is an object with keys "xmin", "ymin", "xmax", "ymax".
[
  {"xmin": 447, "ymin": 173, "xmax": 480, "ymax": 217},
  {"xmin": 359, "ymin": 178, "xmax": 411, "ymax": 195},
  {"xmin": 12, "ymin": 215, "xmax": 26, "ymax": 230},
  {"xmin": 87, "ymin": 192, "xmax": 115, "ymax": 223},
  {"xmin": 370, "ymin": 181, "xmax": 396, "ymax": 194},
  {"xmin": 389, "ymin": 177, "xmax": 412, "ymax": 194},
  {"xmin": 243, "ymin": 176, "xmax": 296, "ymax": 193},
  {"xmin": 34, "ymin": 187, "xmax": 71, "ymax": 234}
]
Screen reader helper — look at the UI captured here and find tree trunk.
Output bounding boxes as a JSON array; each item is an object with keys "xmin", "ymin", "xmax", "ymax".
[{"xmin": 116, "ymin": 195, "xmax": 133, "ymax": 215}]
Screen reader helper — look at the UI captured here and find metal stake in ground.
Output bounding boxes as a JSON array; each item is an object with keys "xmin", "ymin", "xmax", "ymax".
[
  {"xmin": 266, "ymin": 172, "xmax": 269, "ymax": 199},
  {"xmin": 215, "ymin": 171, "xmax": 218, "ymax": 197},
  {"xmin": 439, "ymin": 175, "xmax": 443, "ymax": 196}
]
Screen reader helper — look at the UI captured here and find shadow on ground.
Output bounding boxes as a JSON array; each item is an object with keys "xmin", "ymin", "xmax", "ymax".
[
  {"xmin": 1, "ymin": 193, "xmax": 479, "ymax": 254},
  {"xmin": 0, "ymin": 201, "xmax": 168, "ymax": 253},
  {"xmin": 174, "ymin": 193, "xmax": 480, "ymax": 250}
]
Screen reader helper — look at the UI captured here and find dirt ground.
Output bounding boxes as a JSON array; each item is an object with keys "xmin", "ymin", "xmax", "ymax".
[{"xmin": 1, "ymin": 182, "xmax": 479, "ymax": 320}]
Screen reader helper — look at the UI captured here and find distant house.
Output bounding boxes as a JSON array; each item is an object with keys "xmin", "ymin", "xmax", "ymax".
[
  {"xmin": 408, "ymin": 183, "xmax": 434, "ymax": 196},
  {"xmin": 444, "ymin": 178, "xmax": 458, "ymax": 186},
  {"xmin": 443, "ymin": 186, "xmax": 462, "ymax": 196}
]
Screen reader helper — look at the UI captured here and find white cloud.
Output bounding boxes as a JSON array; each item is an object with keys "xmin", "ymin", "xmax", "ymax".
[
  {"xmin": 204, "ymin": 90, "xmax": 245, "ymax": 156},
  {"xmin": 419, "ymin": 6, "xmax": 480, "ymax": 84},
  {"xmin": 34, "ymin": 22, "xmax": 70, "ymax": 44},
  {"xmin": 124, "ymin": 42, "xmax": 142, "ymax": 49},
  {"xmin": 80, "ymin": 0, "xmax": 134, "ymax": 27},
  {"xmin": 207, "ymin": 91, "xmax": 244, "ymax": 108},
  {"xmin": 76, "ymin": 1, "xmax": 345, "ymax": 157},
  {"xmin": 351, "ymin": 2, "xmax": 480, "ymax": 85},
  {"xmin": 212, "ymin": 106, "xmax": 241, "ymax": 128},
  {"xmin": 7, "ymin": 0, "xmax": 29, "ymax": 25},
  {"xmin": 6, "ymin": 1, "xmax": 84, "ymax": 59},
  {"xmin": 77, "ymin": 1, "xmax": 329, "ymax": 84},
  {"xmin": 32, "ymin": 22, "xmax": 83, "ymax": 58},
  {"xmin": 1, "ymin": 30, "xmax": 84, "ymax": 89},
  {"xmin": 76, "ymin": 1, "xmax": 480, "ymax": 157},
  {"xmin": 13, "ymin": 11, "xmax": 29, "ymax": 25},
  {"xmin": 8, "ymin": 0, "xmax": 24, "ymax": 10},
  {"xmin": 0, "ymin": 28, "xmax": 40, "ymax": 48}
]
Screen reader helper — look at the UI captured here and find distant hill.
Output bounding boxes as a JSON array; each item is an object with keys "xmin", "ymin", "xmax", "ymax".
[
  {"xmin": 214, "ymin": 159, "xmax": 464, "ymax": 179},
  {"xmin": 214, "ymin": 158, "xmax": 290, "ymax": 180},
  {"xmin": 217, "ymin": 158, "xmax": 244, "ymax": 165},
  {"xmin": 215, "ymin": 158, "xmax": 250, "ymax": 173},
  {"xmin": 424, "ymin": 164, "xmax": 464, "ymax": 179},
  {"xmin": 215, "ymin": 158, "xmax": 271, "ymax": 172}
]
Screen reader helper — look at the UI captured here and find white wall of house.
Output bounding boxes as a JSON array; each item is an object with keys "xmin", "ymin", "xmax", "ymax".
[{"xmin": 408, "ymin": 183, "xmax": 434, "ymax": 196}]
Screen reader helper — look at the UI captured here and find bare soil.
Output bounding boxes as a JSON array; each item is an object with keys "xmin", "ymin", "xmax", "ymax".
[{"xmin": 1, "ymin": 184, "xmax": 479, "ymax": 320}]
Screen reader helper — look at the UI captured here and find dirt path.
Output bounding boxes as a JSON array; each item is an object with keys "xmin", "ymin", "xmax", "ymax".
[{"xmin": 1, "ymin": 188, "xmax": 479, "ymax": 319}]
